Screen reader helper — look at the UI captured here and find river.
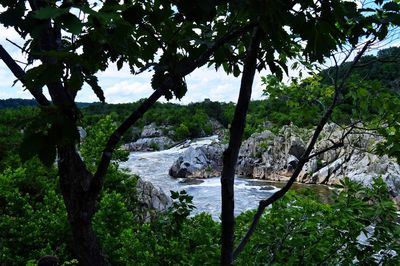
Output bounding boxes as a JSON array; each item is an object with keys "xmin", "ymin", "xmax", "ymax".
[{"xmin": 120, "ymin": 136, "xmax": 281, "ymax": 220}]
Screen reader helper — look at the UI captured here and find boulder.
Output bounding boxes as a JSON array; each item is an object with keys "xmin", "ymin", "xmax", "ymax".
[
  {"xmin": 136, "ymin": 178, "xmax": 171, "ymax": 212},
  {"xmin": 141, "ymin": 123, "xmax": 164, "ymax": 138},
  {"xmin": 238, "ymin": 126, "xmax": 308, "ymax": 179},
  {"xmin": 169, "ymin": 143, "xmax": 226, "ymax": 178}
]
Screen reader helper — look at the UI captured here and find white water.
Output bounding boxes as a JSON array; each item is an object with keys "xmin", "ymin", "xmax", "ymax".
[{"xmin": 120, "ymin": 136, "xmax": 278, "ymax": 220}]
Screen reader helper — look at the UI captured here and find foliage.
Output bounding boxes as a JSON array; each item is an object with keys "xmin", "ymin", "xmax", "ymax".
[
  {"xmin": 81, "ymin": 100, "xmax": 234, "ymax": 142},
  {"xmin": 235, "ymin": 177, "xmax": 400, "ymax": 265},
  {"xmin": 1, "ymin": 138, "xmax": 399, "ymax": 266},
  {"xmin": 168, "ymin": 190, "xmax": 196, "ymax": 232},
  {"xmin": 0, "ymin": 98, "xmax": 37, "ymax": 109},
  {"xmin": 321, "ymin": 47, "xmax": 400, "ymax": 90},
  {"xmin": 80, "ymin": 115, "xmax": 129, "ymax": 169},
  {"xmin": 1, "ymin": 0, "xmax": 400, "ymax": 264},
  {"xmin": 262, "ymin": 69, "xmax": 399, "ymax": 130},
  {"xmin": 0, "ymin": 107, "xmax": 39, "ymax": 170},
  {"xmin": 0, "ymin": 163, "xmax": 70, "ymax": 265}
]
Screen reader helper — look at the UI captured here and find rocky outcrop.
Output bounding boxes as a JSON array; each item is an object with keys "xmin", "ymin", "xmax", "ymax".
[
  {"xmin": 169, "ymin": 143, "xmax": 226, "ymax": 178},
  {"xmin": 237, "ymin": 126, "xmax": 309, "ymax": 181},
  {"xmin": 125, "ymin": 123, "xmax": 176, "ymax": 151},
  {"xmin": 141, "ymin": 123, "xmax": 165, "ymax": 138},
  {"xmin": 136, "ymin": 178, "xmax": 171, "ymax": 221},
  {"xmin": 169, "ymin": 124, "xmax": 400, "ymax": 198},
  {"xmin": 209, "ymin": 118, "xmax": 225, "ymax": 138},
  {"xmin": 237, "ymin": 124, "xmax": 400, "ymax": 197},
  {"xmin": 125, "ymin": 136, "xmax": 175, "ymax": 151}
]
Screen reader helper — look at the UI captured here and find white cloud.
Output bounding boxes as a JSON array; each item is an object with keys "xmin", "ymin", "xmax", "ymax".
[{"xmin": 103, "ymin": 81, "xmax": 153, "ymax": 103}]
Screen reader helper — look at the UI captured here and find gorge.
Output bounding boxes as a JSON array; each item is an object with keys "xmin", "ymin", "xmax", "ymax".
[{"xmin": 122, "ymin": 123, "xmax": 400, "ymax": 217}]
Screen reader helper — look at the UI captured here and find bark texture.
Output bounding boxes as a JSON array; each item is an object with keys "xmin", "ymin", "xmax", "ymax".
[
  {"xmin": 58, "ymin": 146, "xmax": 107, "ymax": 265},
  {"xmin": 220, "ymin": 26, "xmax": 262, "ymax": 266}
]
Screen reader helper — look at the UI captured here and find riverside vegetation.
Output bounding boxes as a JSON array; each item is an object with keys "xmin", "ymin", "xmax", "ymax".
[
  {"xmin": 0, "ymin": 47, "xmax": 400, "ymax": 265},
  {"xmin": 1, "ymin": 0, "xmax": 400, "ymax": 264},
  {"xmin": 1, "ymin": 110, "xmax": 399, "ymax": 265}
]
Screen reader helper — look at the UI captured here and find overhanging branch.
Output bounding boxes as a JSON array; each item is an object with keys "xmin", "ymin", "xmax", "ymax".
[
  {"xmin": 92, "ymin": 22, "xmax": 258, "ymax": 192},
  {"xmin": 0, "ymin": 44, "xmax": 50, "ymax": 106}
]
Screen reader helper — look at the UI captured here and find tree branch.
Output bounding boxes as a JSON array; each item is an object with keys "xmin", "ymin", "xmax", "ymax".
[
  {"xmin": 92, "ymin": 83, "xmax": 168, "ymax": 192},
  {"xmin": 92, "ymin": 22, "xmax": 258, "ymax": 192},
  {"xmin": 232, "ymin": 39, "xmax": 375, "ymax": 260},
  {"xmin": 220, "ymin": 25, "xmax": 262, "ymax": 265},
  {"xmin": 307, "ymin": 123, "xmax": 357, "ymax": 160},
  {"xmin": 0, "ymin": 44, "xmax": 50, "ymax": 106}
]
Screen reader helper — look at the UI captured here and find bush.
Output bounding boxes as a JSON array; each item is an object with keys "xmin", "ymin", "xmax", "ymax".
[{"xmin": 235, "ymin": 177, "xmax": 400, "ymax": 265}]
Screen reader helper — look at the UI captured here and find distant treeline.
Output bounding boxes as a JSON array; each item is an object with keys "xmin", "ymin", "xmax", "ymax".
[
  {"xmin": 81, "ymin": 98, "xmax": 275, "ymax": 142},
  {"xmin": 2, "ymin": 46, "xmax": 399, "ymax": 142},
  {"xmin": 0, "ymin": 98, "xmax": 92, "ymax": 109},
  {"xmin": 0, "ymin": 98, "xmax": 38, "ymax": 109}
]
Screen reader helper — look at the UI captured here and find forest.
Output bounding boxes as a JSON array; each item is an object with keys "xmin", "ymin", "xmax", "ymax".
[{"xmin": 1, "ymin": 0, "xmax": 400, "ymax": 265}]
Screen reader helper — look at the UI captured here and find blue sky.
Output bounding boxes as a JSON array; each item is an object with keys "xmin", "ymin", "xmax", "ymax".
[{"xmin": 0, "ymin": 23, "xmax": 271, "ymax": 104}]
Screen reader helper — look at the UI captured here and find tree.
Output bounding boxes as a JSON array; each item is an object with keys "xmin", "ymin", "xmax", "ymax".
[{"xmin": 0, "ymin": 0, "xmax": 399, "ymax": 265}]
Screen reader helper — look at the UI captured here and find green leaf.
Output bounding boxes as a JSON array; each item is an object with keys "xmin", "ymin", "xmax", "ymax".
[
  {"xmin": 233, "ymin": 64, "xmax": 241, "ymax": 77},
  {"xmin": 19, "ymin": 132, "xmax": 56, "ymax": 167},
  {"xmin": 33, "ymin": 7, "xmax": 69, "ymax": 20},
  {"xmin": 23, "ymin": 64, "xmax": 64, "ymax": 93},
  {"xmin": 383, "ymin": 1, "xmax": 400, "ymax": 11},
  {"xmin": 56, "ymin": 13, "xmax": 83, "ymax": 34},
  {"xmin": 117, "ymin": 57, "xmax": 124, "ymax": 70}
]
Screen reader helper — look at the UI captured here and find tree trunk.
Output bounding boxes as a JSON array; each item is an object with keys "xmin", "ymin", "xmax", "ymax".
[
  {"xmin": 58, "ymin": 145, "xmax": 107, "ymax": 266},
  {"xmin": 220, "ymin": 26, "xmax": 262, "ymax": 266}
]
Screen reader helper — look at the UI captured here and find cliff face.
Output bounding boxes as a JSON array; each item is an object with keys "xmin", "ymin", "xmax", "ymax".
[
  {"xmin": 168, "ymin": 124, "xmax": 400, "ymax": 199},
  {"xmin": 237, "ymin": 124, "xmax": 400, "ymax": 197}
]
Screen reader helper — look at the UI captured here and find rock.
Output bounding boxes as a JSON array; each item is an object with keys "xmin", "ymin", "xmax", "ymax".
[
  {"xmin": 236, "ymin": 124, "xmax": 400, "ymax": 198},
  {"xmin": 123, "ymin": 123, "xmax": 178, "ymax": 151},
  {"xmin": 136, "ymin": 178, "xmax": 171, "ymax": 213},
  {"xmin": 169, "ymin": 143, "xmax": 226, "ymax": 178},
  {"xmin": 125, "ymin": 136, "xmax": 176, "ymax": 151},
  {"xmin": 78, "ymin": 127, "xmax": 87, "ymax": 140},
  {"xmin": 179, "ymin": 178, "xmax": 204, "ymax": 185},
  {"xmin": 209, "ymin": 118, "xmax": 225, "ymax": 137},
  {"xmin": 238, "ymin": 126, "xmax": 308, "ymax": 179},
  {"xmin": 237, "ymin": 157, "xmax": 255, "ymax": 177},
  {"xmin": 260, "ymin": 185, "xmax": 276, "ymax": 191},
  {"xmin": 141, "ymin": 122, "xmax": 164, "ymax": 138},
  {"xmin": 394, "ymin": 195, "xmax": 400, "ymax": 210}
]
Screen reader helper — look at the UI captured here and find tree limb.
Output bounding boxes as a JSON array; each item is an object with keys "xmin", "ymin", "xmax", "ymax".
[
  {"xmin": 232, "ymin": 39, "xmax": 375, "ymax": 260},
  {"xmin": 92, "ymin": 83, "xmax": 168, "ymax": 192},
  {"xmin": 307, "ymin": 123, "xmax": 357, "ymax": 160},
  {"xmin": 220, "ymin": 25, "xmax": 262, "ymax": 265},
  {"xmin": 0, "ymin": 44, "xmax": 50, "ymax": 106},
  {"xmin": 93, "ymin": 22, "xmax": 258, "ymax": 191}
]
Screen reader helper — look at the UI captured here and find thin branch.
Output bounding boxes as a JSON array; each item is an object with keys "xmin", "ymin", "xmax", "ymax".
[
  {"xmin": 92, "ymin": 83, "xmax": 168, "ymax": 192},
  {"xmin": 135, "ymin": 63, "xmax": 158, "ymax": 75},
  {"xmin": 307, "ymin": 142, "xmax": 344, "ymax": 160},
  {"xmin": 307, "ymin": 123, "xmax": 357, "ymax": 160},
  {"xmin": 6, "ymin": 38, "xmax": 28, "ymax": 54},
  {"xmin": 0, "ymin": 44, "xmax": 50, "ymax": 106},
  {"xmin": 233, "ymin": 39, "xmax": 375, "ymax": 260}
]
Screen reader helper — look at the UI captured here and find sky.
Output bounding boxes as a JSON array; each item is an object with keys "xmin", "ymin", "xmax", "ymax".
[
  {"xmin": 1, "ymin": 0, "xmax": 399, "ymax": 105},
  {"xmin": 0, "ymin": 22, "xmax": 272, "ymax": 105}
]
